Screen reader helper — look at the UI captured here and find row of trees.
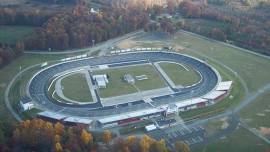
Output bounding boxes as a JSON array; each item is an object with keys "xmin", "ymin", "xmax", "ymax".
[
  {"xmin": 0, "ymin": 119, "xmax": 190, "ymax": 152},
  {"xmin": 0, "ymin": 8, "xmax": 52, "ymax": 26},
  {"xmin": 144, "ymin": 18, "xmax": 183, "ymax": 36},
  {"xmin": 32, "ymin": 0, "xmax": 77, "ymax": 4}
]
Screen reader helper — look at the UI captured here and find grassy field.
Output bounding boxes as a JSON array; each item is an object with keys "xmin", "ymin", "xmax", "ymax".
[
  {"xmin": 240, "ymin": 92, "xmax": 270, "ymax": 129},
  {"xmin": 0, "ymin": 25, "xmax": 35, "ymax": 45},
  {"xmin": 159, "ymin": 62, "xmax": 200, "ymax": 86},
  {"xmin": 61, "ymin": 73, "xmax": 93, "ymax": 102},
  {"xmin": 93, "ymin": 64, "xmax": 166, "ymax": 98},
  {"xmin": 173, "ymin": 31, "xmax": 270, "ymax": 92},
  {"xmin": 193, "ymin": 127, "xmax": 270, "ymax": 152}
]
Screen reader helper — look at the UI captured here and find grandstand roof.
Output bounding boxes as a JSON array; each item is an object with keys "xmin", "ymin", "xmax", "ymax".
[
  {"xmin": 203, "ymin": 91, "xmax": 226, "ymax": 100},
  {"xmin": 216, "ymin": 81, "xmax": 233, "ymax": 91},
  {"xmin": 98, "ymin": 108, "xmax": 164, "ymax": 124},
  {"xmin": 38, "ymin": 111, "xmax": 67, "ymax": 120},
  {"xmin": 175, "ymin": 98, "xmax": 207, "ymax": 108},
  {"xmin": 64, "ymin": 117, "xmax": 92, "ymax": 125}
]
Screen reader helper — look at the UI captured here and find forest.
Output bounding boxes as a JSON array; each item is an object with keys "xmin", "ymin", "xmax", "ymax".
[
  {"xmin": 0, "ymin": 119, "xmax": 190, "ymax": 152},
  {"xmin": 0, "ymin": 1, "xmax": 149, "ymax": 67}
]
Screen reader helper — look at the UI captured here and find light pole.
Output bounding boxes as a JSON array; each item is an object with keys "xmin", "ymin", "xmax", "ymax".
[{"xmin": 92, "ymin": 39, "xmax": 95, "ymax": 47}]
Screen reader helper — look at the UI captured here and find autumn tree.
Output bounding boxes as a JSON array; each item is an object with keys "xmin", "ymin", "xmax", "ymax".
[
  {"xmin": 150, "ymin": 139, "xmax": 168, "ymax": 152},
  {"xmin": 81, "ymin": 129, "xmax": 93, "ymax": 145},
  {"xmin": 54, "ymin": 122, "xmax": 64, "ymax": 135},
  {"xmin": 140, "ymin": 135, "xmax": 155, "ymax": 152},
  {"xmin": 55, "ymin": 142, "xmax": 63, "ymax": 152},
  {"xmin": 103, "ymin": 130, "xmax": 112, "ymax": 144},
  {"xmin": 179, "ymin": 1, "xmax": 202, "ymax": 18},
  {"xmin": 125, "ymin": 135, "xmax": 137, "ymax": 146},
  {"xmin": 174, "ymin": 141, "xmax": 190, "ymax": 152},
  {"xmin": 211, "ymin": 28, "xmax": 227, "ymax": 41}
]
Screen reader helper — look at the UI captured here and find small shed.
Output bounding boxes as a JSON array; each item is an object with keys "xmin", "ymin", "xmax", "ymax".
[{"xmin": 145, "ymin": 124, "xmax": 157, "ymax": 132}]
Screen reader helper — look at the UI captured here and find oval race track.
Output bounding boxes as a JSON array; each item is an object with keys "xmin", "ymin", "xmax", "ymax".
[{"xmin": 28, "ymin": 51, "xmax": 219, "ymax": 118}]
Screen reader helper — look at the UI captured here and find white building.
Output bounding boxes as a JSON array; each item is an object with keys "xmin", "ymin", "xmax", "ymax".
[
  {"xmin": 93, "ymin": 74, "xmax": 109, "ymax": 88},
  {"xmin": 124, "ymin": 74, "xmax": 135, "ymax": 84},
  {"xmin": 19, "ymin": 96, "xmax": 34, "ymax": 111},
  {"xmin": 145, "ymin": 124, "xmax": 157, "ymax": 132}
]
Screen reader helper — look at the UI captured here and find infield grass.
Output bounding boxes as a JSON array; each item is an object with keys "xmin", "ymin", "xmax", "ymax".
[
  {"xmin": 93, "ymin": 64, "xmax": 166, "ymax": 98},
  {"xmin": 61, "ymin": 73, "xmax": 93, "ymax": 102},
  {"xmin": 159, "ymin": 62, "xmax": 201, "ymax": 86}
]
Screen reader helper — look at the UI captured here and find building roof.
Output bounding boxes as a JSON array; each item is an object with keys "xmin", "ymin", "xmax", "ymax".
[
  {"xmin": 175, "ymin": 98, "xmax": 207, "ymax": 109},
  {"xmin": 64, "ymin": 117, "xmax": 92, "ymax": 125},
  {"xmin": 98, "ymin": 108, "xmax": 164, "ymax": 124},
  {"xmin": 38, "ymin": 111, "xmax": 67, "ymax": 120},
  {"xmin": 93, "ymin": 74, "xmax": 108, "ymax": 87},
  {"xmin": 203, "ymin": 91, "xmax": 226, "ymax": 100},
  {"xmin": 145, "ymin": 124, "xmax": 157, "ymax": 131},
  {"xmin": 216, "ymin": 81, "xmax": 233, "ymax": 91},
  {"xmin": 20, "ymin": 96, "xmax": 32, "ymax": 104},
  {"xmin": 124, "ymin": 74, "xmax": 135, "ymax": 83}
]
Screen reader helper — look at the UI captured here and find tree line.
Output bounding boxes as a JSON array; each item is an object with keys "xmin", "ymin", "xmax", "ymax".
[
  {"xmin": 177, "ymin": 1, "xmax": 270, "ymax": 54},
  {"xmin": 0, "ymin": 119, "xmax": 190, "ymax": 152}
]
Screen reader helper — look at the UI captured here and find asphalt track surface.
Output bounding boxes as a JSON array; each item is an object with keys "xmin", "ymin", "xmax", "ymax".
[{"xmin": 28, "ymin": 51, "xmax": 219, "ymax": 118}]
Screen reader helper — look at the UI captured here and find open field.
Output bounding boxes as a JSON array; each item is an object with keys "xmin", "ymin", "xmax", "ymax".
[
  {"xmin": 93, "ymin": 64, "xmax": 166, "ymax": 98},
  {"xmin": 240, "ymin": 92, "xmax": 270, "ymax": 129},
  {"xmin": 173, "ymin": 31, "xmax": 270, "ymax": 92},
  {"xmin": 61, "ymin": 73, "xmax": 93, "ymax": 102},
  {"xmin": 0, "ymin": 26, "xmax": 35, "ymax": 45},
  {"xmin": 193, "ymin": 127, "xmax": 270, "ymax": 152},
  {"xmin": 159, "ymin": 62, "xmax": 200, "ymax": 86}
]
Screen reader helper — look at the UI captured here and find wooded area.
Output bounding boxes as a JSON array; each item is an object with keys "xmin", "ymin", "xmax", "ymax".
[{"xmin": 0, "ymin": 119, "xmax": 190, "ymax": 152}]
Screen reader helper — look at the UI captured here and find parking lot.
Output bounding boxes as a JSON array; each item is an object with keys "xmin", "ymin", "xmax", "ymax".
[{"xmin": 147, "ymin": 124, "xmax": 205, "ymax": 148}]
